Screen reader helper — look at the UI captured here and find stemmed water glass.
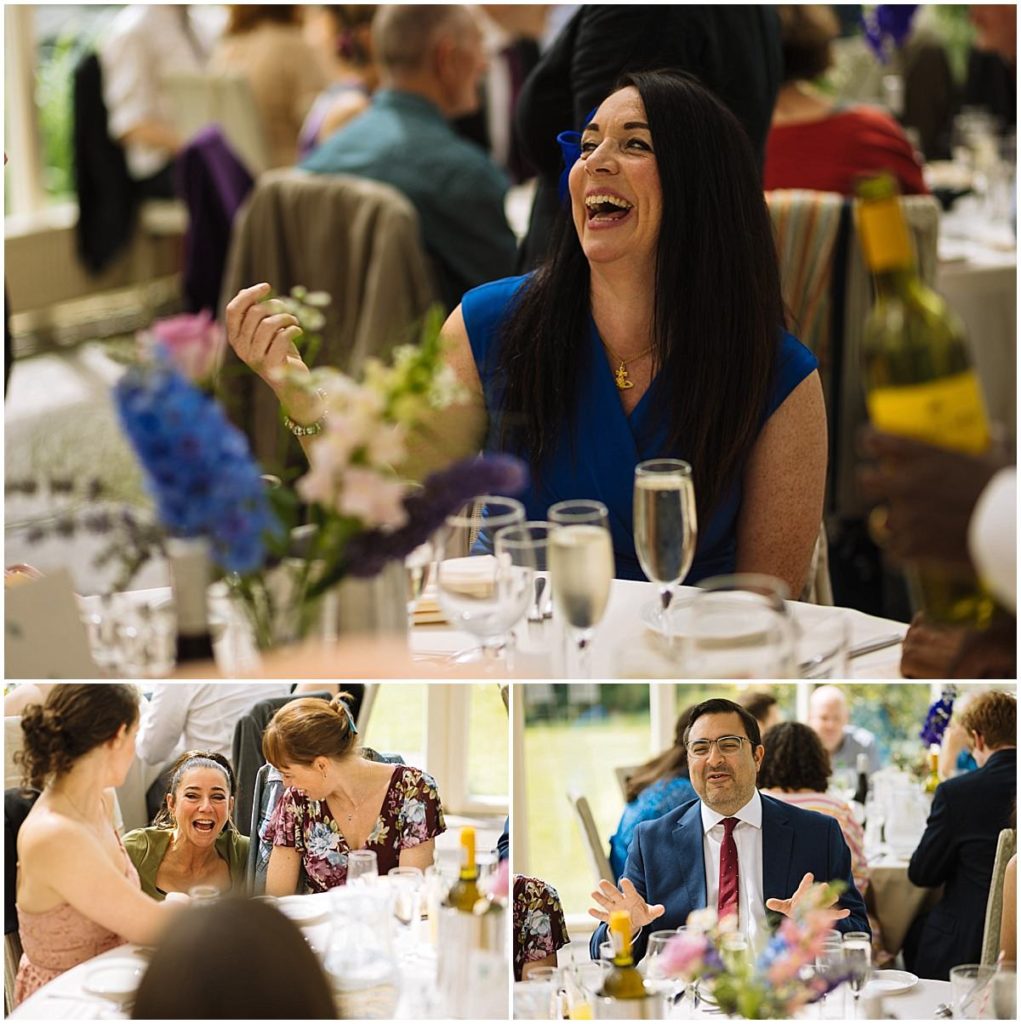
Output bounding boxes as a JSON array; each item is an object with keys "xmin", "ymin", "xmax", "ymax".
[
  {"xmin": 645, "ymin": 929, "xmax": 686, "ymax": 1005},
  {"xmin": 842, "ymin": 931, "xmax": 871, "ymax": 1018},
  {"xmin": 547, "ymin": 500, "xmax": 614, "ymax": 678},
  {"xmin": 633, "ymin": 459, "xmax": 697, "ymax": 636},
  {"xmin": 347, "ymin": 850, "xmax": 379, "ymax": 886},
  {"xmin": 434, "ymin": 496, "xmax": 527, "ymax": 664}
]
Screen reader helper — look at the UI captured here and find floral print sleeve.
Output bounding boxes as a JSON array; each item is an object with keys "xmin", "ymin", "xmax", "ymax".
[
  {"xmin": 265, "ymin": 786, "xmax": 306, "ymax": 851},
  {"xmin": 389, "ymin": 767, "xmax": 446, "ymax": 851},
  {"xmin": 513, "ymin": 875, "xmax": 570, "ymax": 981}
]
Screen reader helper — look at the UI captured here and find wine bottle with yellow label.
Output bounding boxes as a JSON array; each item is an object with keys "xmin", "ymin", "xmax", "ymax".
[
  {"xmin": 600, "ymin": 910, "xmax": 648, "ymax": 1000},
  {"xmin": 923, "ymin": 746, "xmax": 941, "ymax": 794},
  {"xmin": 856, "ymin": 173, "xmax": 996, "ymax": 627},
  {"xmin": 447, "ymin": 826, "xmax": 482, "ymax": 913}
]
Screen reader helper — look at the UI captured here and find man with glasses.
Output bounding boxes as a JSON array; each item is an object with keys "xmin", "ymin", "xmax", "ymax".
[{"xmin": 588, "ymin": 698, "xmax": 869, "ymax": 963}]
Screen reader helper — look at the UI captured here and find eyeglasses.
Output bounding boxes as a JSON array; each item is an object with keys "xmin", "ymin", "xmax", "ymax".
[{"xmin": 687, "ymin": 735, "xmax": 749, "ymax": 758}]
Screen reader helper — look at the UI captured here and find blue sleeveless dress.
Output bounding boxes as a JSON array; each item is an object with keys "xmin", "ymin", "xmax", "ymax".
[{"xmin": 462, "ymin": 275, "xmax": 818, "ymax": 582}]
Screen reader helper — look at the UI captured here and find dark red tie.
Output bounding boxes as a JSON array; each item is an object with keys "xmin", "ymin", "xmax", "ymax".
[{"xmin": 717, "ymin": 817, "xmax": 740, "ymax": 922}]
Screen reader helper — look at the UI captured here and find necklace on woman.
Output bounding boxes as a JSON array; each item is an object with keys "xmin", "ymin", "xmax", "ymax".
[{"xmin": 603, "ymin": 340, "xmax": 655, "ymax": 390}]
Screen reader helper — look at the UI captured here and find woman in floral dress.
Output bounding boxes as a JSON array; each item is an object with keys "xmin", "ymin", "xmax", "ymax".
[
  {"xmin": 262, "ymin": 694, "xmax": 444, "ymax": 894},
  {"xmin": 514, "ymin": 875, "xmax": 570, "ymax": 980}
]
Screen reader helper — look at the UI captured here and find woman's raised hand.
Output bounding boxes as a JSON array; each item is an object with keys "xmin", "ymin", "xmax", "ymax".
[{"xmin": 225, "ymin": 283, "xmax": 306, "ymax": 388}]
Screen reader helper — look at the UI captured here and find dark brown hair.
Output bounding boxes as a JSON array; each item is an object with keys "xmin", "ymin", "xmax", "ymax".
[
  {"xmin": 17, "ymin": 684, "xmax": 140, "ymax": 789},
  {"xmin": 777, "ymin": 5, "xmax": 840, "ymax": 83},
  {"xmin": 740, "ymin": 690, "xmax": 779, "ymax": 726},
  {"xmin": 684, "ymin": 698, "xmax": 763, "ymax": 749},
  {"xmin": 226, "ymin": 5, "xmax": 300, "ymax": 34},
  {"xmin": 757, "ymin": 721, "xmax": 831, "ymax": 793},
  {"xmin": 625, "ymin": 705, "xmax": 696, "ymax": 803},
  {"xmin": 131, "ymin": 898, "xmax": 335, "ymax": 1019},
  {"xmin": 262, "ymin": 693, "xmax": 358, "ymax": 768},
  {"xmin": 960, "ymin": 691, "xmax": 1017, "ymax": 750},
  {"xmin": 152, "ymin": 750, "xmax": 237, "ymax": 833}
]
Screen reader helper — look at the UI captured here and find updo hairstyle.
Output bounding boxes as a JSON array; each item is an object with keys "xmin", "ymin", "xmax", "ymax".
[
  {"xmin": 153, "ymin": 750, "xmax": 238, "ymax": 832},
  {"xmin": 262, "ymin": 693, "xmax": 359, "ymax": 769},
  {"xmin": 17, "ymin": 684, "xmax": 140, "ymax": 789}
]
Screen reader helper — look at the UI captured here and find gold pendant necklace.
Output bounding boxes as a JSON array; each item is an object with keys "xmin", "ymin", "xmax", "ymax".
[{"xmin": 605, "ymin": 343, "xmax": 654, "ymax": 391}]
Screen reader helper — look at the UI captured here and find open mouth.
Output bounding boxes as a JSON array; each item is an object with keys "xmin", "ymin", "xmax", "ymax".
[
  {"xmin": 584, "ymin": 193, "xmax": 634, "ymax": 223},
  {"xmin": 707, "ymin": 772, "xmax": 732, "ymax": 784},
  {"xmin": 192, "ymin": 819, "xmax": 217, "ymax": 833}
]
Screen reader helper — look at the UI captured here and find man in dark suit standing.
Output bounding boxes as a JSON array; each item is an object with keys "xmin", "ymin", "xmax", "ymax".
[
  {"xmin": 905, "ymin": 690, "xmax": 1017, "ymax": 980},
  {"xmin": 589, "ymin": 698, "xmax": 869, "ymax": 963}
]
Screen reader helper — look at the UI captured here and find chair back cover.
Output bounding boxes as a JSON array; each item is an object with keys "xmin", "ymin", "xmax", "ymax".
[
  {"xmin": 981, "ymin": 826, "xmax": 1017, "ymax": 964},
  {"xmin": 567, "ymin": 790, "xmax": 613, "ymax": 885}
]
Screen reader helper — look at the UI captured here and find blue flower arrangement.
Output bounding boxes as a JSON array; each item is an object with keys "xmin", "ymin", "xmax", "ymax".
[
  {"xmin": 114, "ymin": 357, "xmax": 277, "ymax": 574},
  {"xmin": 920, "ymin": 686, "xmax": 957, "ymax": 746},
  {"xmin": 862, "ymin": 4, "xmax": 919, "ymax": 63}
]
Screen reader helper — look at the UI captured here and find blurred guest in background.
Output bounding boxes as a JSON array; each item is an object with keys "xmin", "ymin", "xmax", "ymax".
[
  {"xmin": 965, "ymin": 5, "xmax": 1016, "ymax": 130},
  {"xmin": 132, "ymin": 898, "xmax": 335, "ymax": 1019},
  {"xmin": 262, "ymin": 695, "xmax": 444, "ymax": 895},
  {"xmin": 808, "ymin": 685, "xmax": 882, "ymax": 776},
  {"xmin": 860, "ymin": 429, "xmax": 1016, "ymax": 678},
  {"xmin": 905, "ymin": 690, "xmax": 1016, "ymax": 980},
  {"xmin": 764, "ymin": 5, "xmax": 928, "ymax": 196},
  {"xmin": 514, "ymin": 874, "xmax": 569, "ymax": 980},
  {"xmin": 100, "ymin": 4, "xmax": 222, "ymax": 198},
  {"xmin": 758, "ymin": 721, "xmax": 869, "ymax": 899},
  {"xmin": 299, "ymin": 5, "xmax": 379, "ymax": 157},
  {"xmin": 516, "ymin": 5, "xmax": 783, "ymax": 267},
  {"xmin": 301, "ymin": 4, "xmax": 517, "ymax": 310},
  {"xmin": 13, "ymin": 686, "xmax": 181, "ymax": 1005},
  {"xmin": 212, "ymin": 5, "xmax": 326, "ymax": 169},
  {"xmin": 123, "ymin": 751, "xmax": 249, "ymax": 900},
  {"xmin": 938, "ymin": 691, "xmax": 979, "ymax": 779},
  {"xmin": 740, "ymin": 690, "xmax": 783, "ymax": 734},
  {"xmin": 608, "ymin": 706, "xmax": 696, "ymax": 881}
]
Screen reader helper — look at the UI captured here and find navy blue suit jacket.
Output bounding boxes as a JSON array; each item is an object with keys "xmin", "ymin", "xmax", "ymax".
[{"xmin": 589, "ymin": 792, "xmax": 870, "ymax": 963}]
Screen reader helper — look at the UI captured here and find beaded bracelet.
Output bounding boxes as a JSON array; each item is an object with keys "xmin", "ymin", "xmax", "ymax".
[{"xmin": 283, "ymin": 389, "xmax": 327, "ymax": 438}]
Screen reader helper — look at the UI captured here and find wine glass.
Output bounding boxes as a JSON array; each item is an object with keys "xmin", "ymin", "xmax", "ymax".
[
  {"xmin": 404, "ymin": 540, "xmax": 434, "ymax": 624},
  {"xmin": 842, "ymin": 932, "xmax": 871, "ymax": 1018},
  {"xmin": 645, "ymin": 930, "xmax": 685, "ymax": 1003},
  {"xmin": 387, "ymin": 866, "xmax": 423, "ymax": 937},
  {"xmin": 814, "ymin": 932, "xmax": 845, "ymax": 1018},
  {"xmin": 434, "ymin": 496, "xmax": 526, "ymax": 664},
  {"xmin": 633, "ymin": 459, "xmax": 697, "ymax": 636},
  {"xmin": 347, "ymin": 850, "xmax": 379, "ymax": 886},
  {"xmin": 491, "ymin": 523, "xmax": 542, "ymax": 670},
  {"xmin": 685, "ymin": 573, "xmax": 796, "ymax": 678},
  {"xmin": 547, "ymin": 500, "xmax": 614, "ymax": 678}
]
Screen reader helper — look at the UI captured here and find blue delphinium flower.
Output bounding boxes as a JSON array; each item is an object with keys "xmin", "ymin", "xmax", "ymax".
[
  {"xmin": 114, "ymin": 359, "xmax": 277, "ymax": 573},
  {"xmin": 920, "ymin": 687, "xmax": 956, "ymax": 746},
  {"xmin": 862, "ymin": 5, "xmax": 918, "ymax": 63}
]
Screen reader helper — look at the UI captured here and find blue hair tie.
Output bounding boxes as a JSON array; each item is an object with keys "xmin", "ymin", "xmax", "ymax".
[
  {"xmin": 556, "ymin": 106, "xmax": 598, "ymax": 205},
  {"xmin": 338, "ymin": 700, "xmax": 358, "ymax": 736}
]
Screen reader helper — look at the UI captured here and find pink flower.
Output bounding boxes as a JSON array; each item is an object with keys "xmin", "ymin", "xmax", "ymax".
[
  {"xmin": 660, "ymin": 932, "xmax": 710, "ymax": 979},
  {"xmin": 337, "ymin": 467, "xmax": 409, "ymax": 530},
  {"xmin": 485, "ymin": 859, "xmax": 509, "ymax": 900},
  {"xmin": 149, "ymin": 311, "xmax": 225, "ymax": 382}
]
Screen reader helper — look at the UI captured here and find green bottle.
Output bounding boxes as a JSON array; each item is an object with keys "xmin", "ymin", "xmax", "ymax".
[{"xmin": 600, "ymin": 910, "xmax": 648, "ymax": 1000}]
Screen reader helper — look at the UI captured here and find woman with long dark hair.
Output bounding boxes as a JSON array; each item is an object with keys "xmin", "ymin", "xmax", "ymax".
[
  {"xmin": 608, "ymin": 705, "xmax": 697, "ymax": 880},
  {"xmin": 227, "ymin": 70, "xmax": 826, "ymax": 592}
]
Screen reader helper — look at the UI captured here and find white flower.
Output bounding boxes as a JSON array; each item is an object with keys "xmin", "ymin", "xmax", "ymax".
[
  {"xmin": 686, "ymin": 907, "xmax": 719, "ymax": 934},
  {"xmin": 337, "ymin": 467, "xmax": 409, "ymax": 529},
  {"xmin": 365, "ymin": 421, "xmax": 407, "ymax": 469}
]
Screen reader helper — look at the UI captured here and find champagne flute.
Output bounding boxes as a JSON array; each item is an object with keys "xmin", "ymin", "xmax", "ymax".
[
  {"xmin": 404, "ymin": 540, "xmax": 434, "ymax": 624},
  {"xmin": 548, "ymin": 500, "xmax": 614, "ymax": 678},
  {"xmin": 633, "ymin": 459, "xmax": 697, "ymax": 636},
  {"xmin": 842, "ymin": 932, "xmax": 871, "ymax": 1018}
]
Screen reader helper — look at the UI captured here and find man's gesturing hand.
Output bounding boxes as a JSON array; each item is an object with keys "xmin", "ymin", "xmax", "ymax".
[
  {"xmin": 765, "ymin": 872, "xmax": 850, "ymax": 922},
  {"xmin": 588, "ymin": 878, "xmax": 665, "ymax": 930}
]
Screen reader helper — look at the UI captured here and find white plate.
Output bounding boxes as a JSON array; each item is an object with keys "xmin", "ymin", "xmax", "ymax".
[
  {"xmin": 82, "ymin": 959, "xmax": 146, "ymax": 1002},
  {"xmin": 865, "ymin": 970, "xmax": 919, "ymax": 996},
  {"xmin": 276, "ymin": 897, "xmax": 330, "ymax": 926},
  {"xmin": 638, "ymin": 596, "xmax": 695, "ymax": 637}
]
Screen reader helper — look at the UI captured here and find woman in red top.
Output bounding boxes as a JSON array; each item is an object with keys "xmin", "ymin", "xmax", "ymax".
[{"xmin": 764, "ymin": 5, "xmax": 928, "ymax": 197}]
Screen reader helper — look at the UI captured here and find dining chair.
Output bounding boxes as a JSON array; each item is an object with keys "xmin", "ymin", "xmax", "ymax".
[
  {"xmin": 980, "ymin": 827, "xmax": 1017, "ymax": 965},
  {"xmin": 4, "ymin": 787, "xmax": 40, "ymax": 1013},
  {"xmin": 567, "ymin": 790, "xmax": 613, "ymax": 885},
  {"xmin": 218, "ymin": 169, "xmax": 437, "ymax": 475},
  {"xmin": 613, "ymin": 765, "xmax": 638, "ymax": 801}
]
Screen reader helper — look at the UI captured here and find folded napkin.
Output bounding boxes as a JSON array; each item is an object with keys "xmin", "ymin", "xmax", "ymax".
[{"xmin": 412, "ymin": 556, "xmax": 498, "ymax": 626}]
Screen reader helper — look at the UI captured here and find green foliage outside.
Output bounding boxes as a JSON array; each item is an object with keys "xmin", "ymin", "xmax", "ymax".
[{"xmin": 36, "ymin": 31, "xmax": 90, "ymax": 202}]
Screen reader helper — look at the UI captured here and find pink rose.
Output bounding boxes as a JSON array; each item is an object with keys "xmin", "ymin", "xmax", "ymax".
[
  {"xmin": 485, "ymin": 858, "xmax": 509, "ymax": 901},
  {"xmin": 148, "ymin": 311, "xmax": 225, "ymax": 382},
  {"xmin": 660, "ymin": 932, "xmax": 710, "ymax": 979}
]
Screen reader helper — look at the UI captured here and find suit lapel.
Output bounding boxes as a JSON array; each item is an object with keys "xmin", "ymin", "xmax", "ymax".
[
  {"xmin": 761, "ymin": 793, "xmax": 794, "ymax": 912},
  {"xmin": 674, "ymin": 801, "xmax": 708, "ymax": 912}
]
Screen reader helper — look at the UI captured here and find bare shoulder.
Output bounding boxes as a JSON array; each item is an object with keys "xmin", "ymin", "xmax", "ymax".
[{"xmin": 440, "ymin": 304, "xmax": 482, "ymax": 394}]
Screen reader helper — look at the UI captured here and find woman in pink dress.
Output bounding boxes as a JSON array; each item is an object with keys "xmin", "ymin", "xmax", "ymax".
[{"xmin": 13, "ymin": 685, "xmax": 182, "ymax": 1005}]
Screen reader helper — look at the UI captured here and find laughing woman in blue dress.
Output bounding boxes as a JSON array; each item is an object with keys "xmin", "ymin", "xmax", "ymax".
[{"xmin": 226, "ymin": 70, "xmax": 826, "ymax": 595}]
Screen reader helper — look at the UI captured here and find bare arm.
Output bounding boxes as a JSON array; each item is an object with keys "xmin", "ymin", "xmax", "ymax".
[
  {"xmin": 1000, "ymin": 855, "xmax": 1017, "ymax": 963},
  {"xmin": 398, "ymin": 839, "xmax": 436, "ymax": 872},
  {"xmin": 21, "ymin": 818, "xmax": 179, "ymax": 946},
  {"xmin": 521, "ymin": 954, "xmax": 558, "ymax": 978},
  {"xmin": 265, "ymin": 845, "xmax": 303, "ymax": 897},
  {"xmin": 736, "ymin": 371, "xmax": 827, "ymax": 598}
]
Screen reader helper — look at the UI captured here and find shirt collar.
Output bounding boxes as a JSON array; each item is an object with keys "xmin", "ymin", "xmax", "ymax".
[
  {"xmin": 700, "ymin": 789, "xmax": 763, "ymax": 834},
  {"xmin": 374, "ymin": 88, "xmax": 446, "ymax": 124}
]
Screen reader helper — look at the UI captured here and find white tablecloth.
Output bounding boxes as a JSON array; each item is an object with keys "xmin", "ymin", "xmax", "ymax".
[
  {"xmin": 10, "ymin": 891, "xmax": 503, "ymax": 1020},
  {"xmin": 412, "ymin": 578, "xmax": 907, "ymax": 679}
]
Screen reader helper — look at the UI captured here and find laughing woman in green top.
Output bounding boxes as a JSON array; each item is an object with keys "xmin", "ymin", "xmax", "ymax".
[{"xmin": 123, "ymin": 751, "xmax": 249, "ymax": 900}]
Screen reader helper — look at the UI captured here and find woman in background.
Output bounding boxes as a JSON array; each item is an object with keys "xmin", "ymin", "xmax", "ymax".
[
  {"xmin": 263, "ymin": 694, "xmax": 444, "ymax": 895},
  {"xmin": 13, "ymin": 685, "xmax": 181, "ymax": 1004},
  {"xmin": 514, "ymin": 875, "xmax": 569, "ymax": 980},
  {"xmin": 123, "ymin": 750, "xmax": 249, "ymax": 900},
  {"xmin": 212, "ymin": 6, "xmax": 326, "ymax": 168},
  {"xmin": 608, "ymin": 706, "xmax": 697, "ymax": 881}
]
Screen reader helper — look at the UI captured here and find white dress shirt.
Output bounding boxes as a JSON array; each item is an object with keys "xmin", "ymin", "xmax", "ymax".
[
  {"xmin": 701, "ymin": 790, "xmax": 767, "ymax": 947},
  {"xmin": 135, "ymin": 682, "xmax": 290, "ymax": 766}
]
